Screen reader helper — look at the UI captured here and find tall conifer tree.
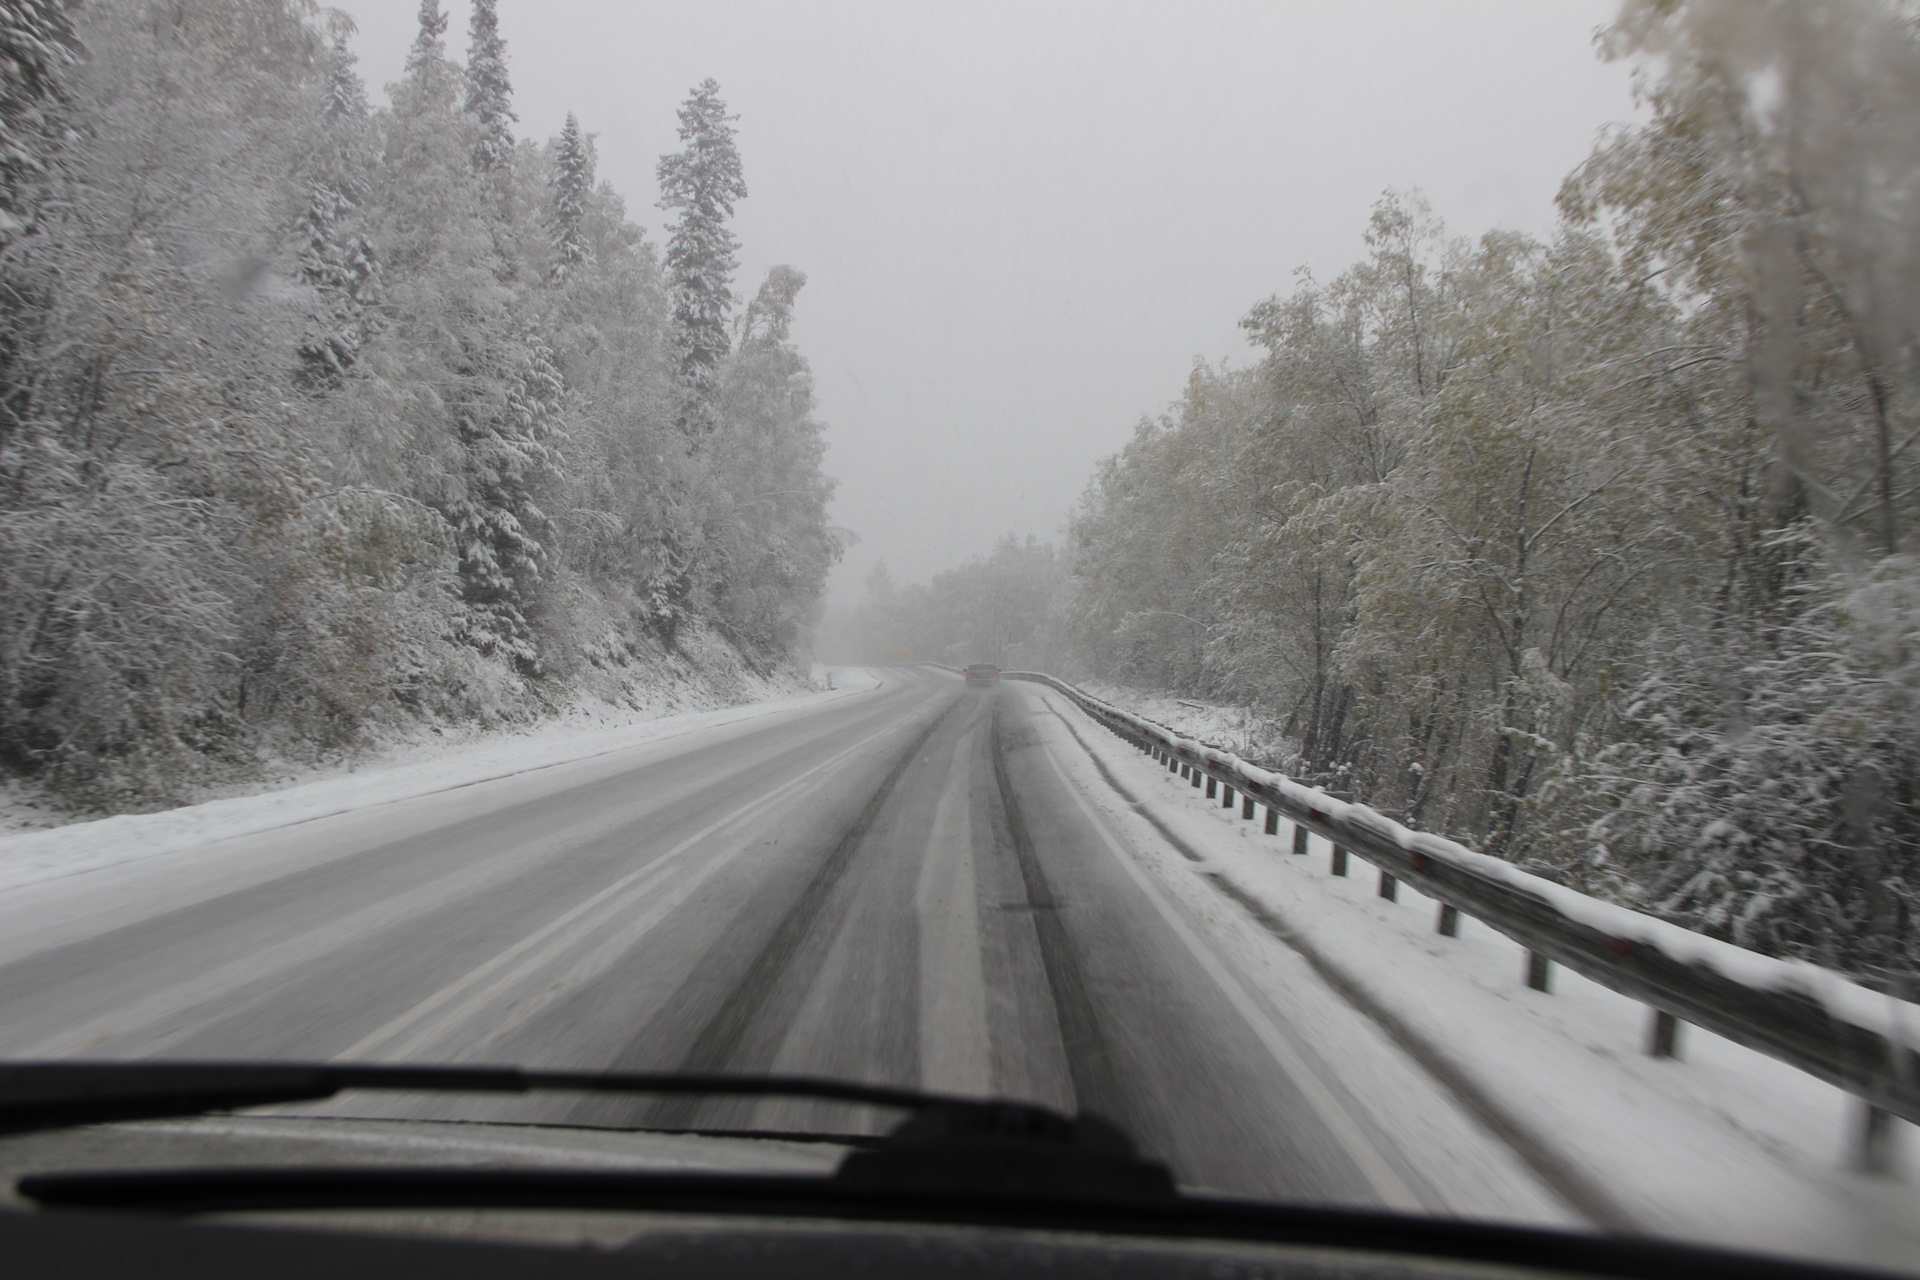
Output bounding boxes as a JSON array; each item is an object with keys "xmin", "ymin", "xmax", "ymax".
[
  {"xmin": 321, "ymin": 27, "xmax": 368, "ymax": 121},
  {"xmin": 294, "ymin": 34, "xmax": 378, "ymax": 390},
  {"xmin": 465, "ymin": 0, "xmax": 515, "ymax": 176},
  {"xmin": 657, "ymin": 79, "xmax": 746, "ymax": 429},
  {"xmin": 405, "ymin": 0, "xmax": 447, "ymax": 76},
  {"xmin": 548, "ymin": 112, "xmax": 592, "ymax": 284},
  {"xmin": 447, "ymin": 327, "xmax": 563, "ymax": 672}
]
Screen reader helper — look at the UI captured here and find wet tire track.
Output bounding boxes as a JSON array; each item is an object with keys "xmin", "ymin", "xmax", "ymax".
[
  {"xmin": 988, "ymin": 696, "xmax": 1134, "ymax": 1128},
  {"xmin": 628, "ymin": 695, "xmax": 962, "ymax": 1127}
]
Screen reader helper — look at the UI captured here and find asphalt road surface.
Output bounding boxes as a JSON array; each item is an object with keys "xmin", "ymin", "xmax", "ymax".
[{"xmin": 0, "ymin": 668, "xmax": 1566, "ymax": 1217}]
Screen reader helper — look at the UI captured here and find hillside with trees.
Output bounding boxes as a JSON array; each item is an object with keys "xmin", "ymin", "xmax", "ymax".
[
  {"xmin": 0, "ymin": 0, "xmax": 837, "ymax": 809},
  {"xmin": 841, "ymin": 0, "xmax": 1920, "ymax": 978}
]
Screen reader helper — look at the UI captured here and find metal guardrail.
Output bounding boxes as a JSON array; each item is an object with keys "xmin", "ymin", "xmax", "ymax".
[{"xmin": 998, "ymin": 669, "xmax": 1920, "ymax": 1165}]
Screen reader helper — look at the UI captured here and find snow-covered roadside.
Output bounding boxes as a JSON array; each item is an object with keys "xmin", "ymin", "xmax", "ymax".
[
  {"xmin": 1073, "ymin": 681, "xmax": 1292, "ymax": 767},
  {"xmin": 0, "ymin": 668, "xmax": 882, "ymax": 896},
  {"xmin": 1029, "ymin": 685, "xmax": 1920, "ymax": 1273}
]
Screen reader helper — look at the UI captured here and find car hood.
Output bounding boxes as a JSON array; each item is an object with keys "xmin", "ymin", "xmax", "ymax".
[{"xmin": 0, "ymin": 1111, "xmax": 846, "ymax": 1197}]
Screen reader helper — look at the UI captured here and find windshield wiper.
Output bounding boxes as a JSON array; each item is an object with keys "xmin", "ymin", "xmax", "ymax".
[
  {"xmin": 0, "ymin": 1060, "xmax": 940, "ymax": 1136},
  {"xmin": 5, "ymin": 1062, "xmax": 1885, "ymax": 1279},
  {"xmin": 0, "ymin": 1059, "xmax": 1176, "ymax": 1202}
]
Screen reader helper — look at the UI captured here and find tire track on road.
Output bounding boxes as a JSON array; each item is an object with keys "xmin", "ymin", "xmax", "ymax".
[
  {"xmin": 632, "ymin": 695, "xmax": 963, "ymax": 1126},
  {"xmin": 988, "ymin": 697, "xmax": 1133, "ymax": 1128}
]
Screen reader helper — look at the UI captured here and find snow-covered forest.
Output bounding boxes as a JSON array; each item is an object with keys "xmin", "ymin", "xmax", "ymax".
[
  {"xmin": 827, "ymin": 537, "xmax": 1075, "ymax": 675},
  {"xmin": 0, "ymin": 1, "xmax": 837, "ymax": 807},
  {"xmin": 845, "ymin": 1, "xmax": 1920, "ymax": 976}
]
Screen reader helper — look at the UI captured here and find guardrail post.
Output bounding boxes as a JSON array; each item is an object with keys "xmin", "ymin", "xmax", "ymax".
[
  {"xmin": 1179, "ymin": 762, "xmax": 1190, "ymax": 779},
  {"xmin": 1291, "ymin": 826, "xmax": 1309, "ymax": 856},
  {"xmin": 1331, "ymin": 846, "xmax": 1348, "ymax": 876},
  {"xmin": 1168, "ymin": 755, "xmax": 1178, "ymax": 773},
  {"xmin": 1646, "ymin": 1009, "xmax": 1681, "ymax": 1058},
  {"xmin": 1241, "ymin": 795, "xmax": 1255, "ymax": 820},
  {"xmin": 1264, "ymin": 807, "xmax": 1279, "ymax": 836},
  {"xmin": 1850, "ymin": 1101, "xmax": 1899, "ymax": 1176},
  {"xmin": 1526, "ymin": 951, "xmax": 1553, "ymax": 992},
  {"xmin": 1205, "ymin": 776, "xmax": 1218, "ymax": 799},
  {"xmin": 1378, "ymin": 871, "xmax": 1397, "ymax": 901},
  {"xmin": 1437, "ymin": 904, "xmax": 1460, "ymax": 936},
  {"xmin": 1221, "ymin": 784, "xmax": 1235, "ymax": 808},
  {"xmin": 1191, "ymin": 769, "xmax": 1202, "ymax": 789}
]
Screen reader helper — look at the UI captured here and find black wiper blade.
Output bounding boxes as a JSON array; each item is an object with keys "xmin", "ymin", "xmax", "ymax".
[
  {"xmin": 3, "ymin": 1059, "xmax": 1179, "ymax": 1202},
  {"xmin": 0, "ymin": 1060, "xmax": 946, "ymax": 1137}
]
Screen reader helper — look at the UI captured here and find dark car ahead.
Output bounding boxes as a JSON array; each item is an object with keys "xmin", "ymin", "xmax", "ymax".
[{"xmin": 964, "ymin": 663, "xmax": 1001, "ymax": 687}]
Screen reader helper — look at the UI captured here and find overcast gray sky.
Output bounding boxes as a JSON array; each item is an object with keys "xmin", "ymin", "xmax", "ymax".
[{"xmin": 335, "ymin": 1, "xmax": 1640, "ymax": 606}]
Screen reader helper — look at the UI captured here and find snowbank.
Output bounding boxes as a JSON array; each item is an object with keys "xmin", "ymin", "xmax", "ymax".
[{"xmin": 0, "ymin": 668, "xmax": 882, "ymax": 896}]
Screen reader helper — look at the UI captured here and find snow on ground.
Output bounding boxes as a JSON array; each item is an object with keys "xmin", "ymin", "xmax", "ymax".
[
  {"xmin": 1034, "ymin": 684, "xmax": 1920, "ymax": 1274},
  {"xmin": 1074, "ymin": 681, "xmax": 1295, "ymax": 768},
  {"xmin": 0, "ymin": 667, "xmax": 882, "ymax": 897}
]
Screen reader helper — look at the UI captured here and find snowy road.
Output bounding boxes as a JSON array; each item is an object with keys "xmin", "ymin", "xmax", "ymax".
[{"xmin": 0, "ymin": 667, "xmax": 1562, "ymax": 1219}]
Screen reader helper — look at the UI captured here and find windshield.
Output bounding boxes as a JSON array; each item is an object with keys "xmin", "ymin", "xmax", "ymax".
[{"xmin": 0, "ymin": 1, "xmax": 1915, "ymax": 1275}]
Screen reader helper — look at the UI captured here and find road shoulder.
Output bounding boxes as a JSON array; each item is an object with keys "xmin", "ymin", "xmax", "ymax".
[
  {"xmin": 1018, "ymin": 681, "xmax": 1920, "ymax": 1272},
  {"xmin": 0, "ymin": 669, "xmax": 885, "ymax": 898}
]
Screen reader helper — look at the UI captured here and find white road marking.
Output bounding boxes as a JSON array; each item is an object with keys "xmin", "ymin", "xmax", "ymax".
[
  {"xmin": 915, "ymin": 726, "xmax": 991, "ymax": 1096},
  {"xmin": 1034, "ymin": 729, "xmax": 1427, "ymax": 1213}
]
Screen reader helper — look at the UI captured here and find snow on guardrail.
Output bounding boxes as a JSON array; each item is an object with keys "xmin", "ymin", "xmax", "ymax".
[{"xmin": 1003, "ymin": 669, "xmax": 1920, "ymax": 1167}]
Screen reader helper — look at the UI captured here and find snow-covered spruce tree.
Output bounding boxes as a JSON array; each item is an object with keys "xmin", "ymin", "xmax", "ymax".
[
  {"xmin": 657, "ymin": 78, "xmax": 746, "ymax": 433},
  {"xmin": 405, "ymin": 0, "xmax": 448, "ymax": 77},
  {"xmin": 293, "ymin": 30, "xmax": 379, "ymax": 392},
  {"xmin": 445, "ymin": 328, "xmax": 564, "ymax": 673},
  {"xmin": 353, "ymin": 0, "xmax": 478, "ymax": 482},
  {"xmin": 534, "ymin": 120, "xmax": 693, "ymax": 649},
  {"xmin": 377, "ymin": 0, "xmax": 553, "ymax": 675},
  {"xmin": 547, "ymin": 112, "xmax": 592, "ymax": 284},
  {"xmin": 464, "ymin": 0, "xmax": 514, "ymax": 178}
]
